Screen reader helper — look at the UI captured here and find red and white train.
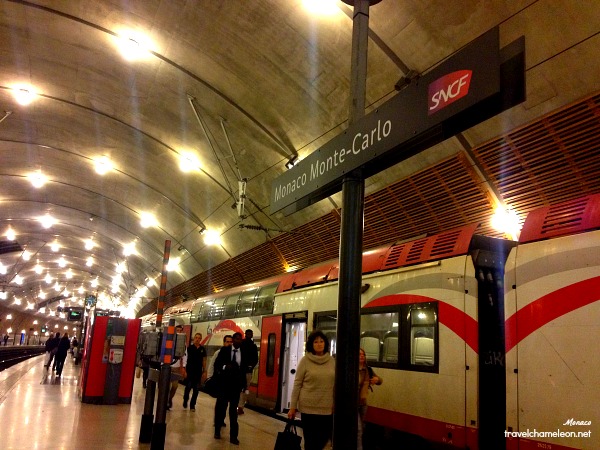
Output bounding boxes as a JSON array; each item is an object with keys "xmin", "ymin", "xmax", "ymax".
[{"xmin": 141, "ymin": 194, "xmax": 600, "ymax": 450}]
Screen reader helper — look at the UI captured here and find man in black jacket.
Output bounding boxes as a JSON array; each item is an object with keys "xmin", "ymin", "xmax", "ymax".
[
  {"xmin": 182, "ymin": 332, "xmax": 206, "ymax": 411},
  {"xmin": 237, "ymin": 329, "xmax": 258, "ymax": 415},
  {"xmin": 213, "ymin": 332, "xmax": 247, "ymax": 445}
]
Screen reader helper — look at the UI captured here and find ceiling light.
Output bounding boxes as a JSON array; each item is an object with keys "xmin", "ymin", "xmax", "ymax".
[
  {"xmin": 22, "ymin": 250, "xmax": 31, "ymax": 261},
  {"xmin": 116, "ymin": 31, "xmax": 152, "ymax": 61},
  {"xmin": 0, "ymin": 263, "xmax": 6, "ymax": 275},
  {"xmin": 14, "ymin": 275, "xmax": 24, "ymax": 285},
  {"xmin": 123, "ymin": 241, "xmax": 136, "ymax": 256},
  {"xmin": 38, "ymin": 291, "xmax": 46, "ymax": 299},
  {"xmin": 78, "ymin": 286, "xmax": 84, "ymax": 294},
  {"xmin": 91, "ymin": 278, "xmax": 99, "ymax": 288},
  {"xmin": 29, "ymin": 170, "xmax": 48, "ymax": 188},
  {"xmin": 166, "ymin": 256, "xmax": 180, "ymax": 271},
  {"xmin": 45, "ymin": 273, "xmax": 53, "ymax": 284},
  {"xmin": 140, "ymin": 212, "xmax": 158, "ymax": 228},
  {"xmin": 179, "ymin": 152, "xmax": 201, "ymax": 172},
  {"xmin": 94, "ymin": 155, "xmax": 113, "ymax": 175},
  {"xmin": 39, "ymin": 214, "xmax": 55, "ymax": 229},
  {"xmin": 6, "ymin": 314, "xmax": 12, "ymax": 319},
  {"xmin": 33, "ymin": 320, "xmax": 38, "ymax": 325},
  {"xmin": 12, "ymin": 85, "xmax": 36, "ymax": 105},
  {"xmin": 34, "ymin": 263, "xmax": 43, "ymax": 274},
  {"xmin": 54, "ymin": 282, "xmax": 61, "ymax": 292},
  {"xmin": 145, "ymin": 278, "xmax": 154, "ymax": 288},
  {"xmin": 0, "ymin": 292, "xmax": 7, "ymax": 300},
  {"xmin": 303, "ymin": 0, "xmax": 339, "ymax": 16},
  {"xmin": 50, "ymin": 241, "xmax": 60, "ymax": 252},
  {"xmin": 203, "ymin": 229, "xmax": 222, "ymax": 246},
  {"xmin": 116, "ymin": 262, "xmax": 126, "ymax": 274},
  {"xmin": 86, "ymin": 256, "xmax": 94, "ymax": 267},
  {"xmin": 491, "ymin": 206, "xmax": 522, "ymax": 240},
  {"xmin": 7, "ymin": 327, "xmax": 12, "ymax": 334},
  {"xmin": 58, "ymin": 257, "xmax": 67, "ymax": 268},
  {"xmin": 65, "ymin": 269, "xmax": 73, "ymax": 279},
  {"xmin": 6, "ymin": 228, "xmax": 16, "ymax": 240},
  {"xmin": 12, "ymin": 298, "xmax": 20, "ymax": 306},
  {"xmin": 85, "ymin": 239, "xmax": 95, "ymax": 250}
]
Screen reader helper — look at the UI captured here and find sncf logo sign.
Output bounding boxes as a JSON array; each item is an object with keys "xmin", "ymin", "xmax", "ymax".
[{"xmin": 428, "ymin": 70, "xmax": 472, "ymax": 115}]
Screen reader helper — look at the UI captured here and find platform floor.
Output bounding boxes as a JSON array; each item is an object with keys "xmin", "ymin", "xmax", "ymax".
[{"xmin": 0, "ymin": 355, "xmax": 291, "ymax": 449}]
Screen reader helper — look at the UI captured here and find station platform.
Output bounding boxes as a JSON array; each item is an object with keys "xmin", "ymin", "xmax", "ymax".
[{"xmin": 0, "ymin": 354, "xmax": 290, "ymax": 449}]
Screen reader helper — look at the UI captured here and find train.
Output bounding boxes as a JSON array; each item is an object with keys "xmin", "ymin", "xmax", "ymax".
[{"xmin": 139, "ymin": 194, "xmax": 600, "ymax": 450}]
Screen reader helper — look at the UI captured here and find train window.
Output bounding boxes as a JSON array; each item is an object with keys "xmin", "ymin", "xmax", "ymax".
[
  {"xmin": 190, "ymin": 302, "xmax": 203, "ymax": 323},
  {"xmin": 208, "ymin": 298, "xmax": 226, "ymax": 320},
  {"xmin": 253, "ymin": 284, "xmax": 277, "ymax": 315},
  {"xmin": 409, "ymin": 306, "xmax": 436, "ymax": 367},
  {"xmin": 198, "ymin": 302, "xmax": 211, "ymax": 321},
  {"xmin": 222, "ymin": 294, "xmax": 240, "ymax": 319},
  {"xmin": 360, "ymin": 313, "xmax": 398, "ymax": 365},
  {"xmin": 236, "ymin": 288, "xmax": 258, "ymax": 317},
  {"xmin": 266, "ymin": 333, "xmax": 276, "ymax": 376}
]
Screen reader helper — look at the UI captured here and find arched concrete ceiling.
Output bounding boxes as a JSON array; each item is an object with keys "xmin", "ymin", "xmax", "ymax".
[{"xmin": 0, "ymin": 0, "xmax": 599, "ymax": 318}]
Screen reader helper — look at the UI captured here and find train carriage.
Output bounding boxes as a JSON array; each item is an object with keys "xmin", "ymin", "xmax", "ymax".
[
  {"xmin": 505, "ymin": 194, "xmax": 600, "ymax": 450},
  {"xmin": 137, "ymin": 194, "xmax": 600, "ymax": 450}
]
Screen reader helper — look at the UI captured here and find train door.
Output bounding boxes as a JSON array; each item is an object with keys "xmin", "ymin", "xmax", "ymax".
[
  {"xmin": 257, "ymin": 315, "xmax": 282, "ymax": 408},
  {"xmin": 280, "ymin": 319, "xmax": 306, "ymax": 413},
  {"xmin": 472, "ymin": 237, "xmax": 515, "ymax": 450}
]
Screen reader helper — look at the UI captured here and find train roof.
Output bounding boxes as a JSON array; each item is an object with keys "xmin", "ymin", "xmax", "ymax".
[{"xmin": 519, "ymin": 194, "xmax": 600, "ymax": 243}]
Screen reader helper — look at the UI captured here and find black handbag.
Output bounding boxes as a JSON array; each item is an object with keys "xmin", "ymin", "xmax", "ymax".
[
  {"xmin": 274, "ymin": 420, "xmax": 302, "ymax": 450},
  {"xmin": 203, "ymin": 376, "xmax": 222, "ymax": 398}
]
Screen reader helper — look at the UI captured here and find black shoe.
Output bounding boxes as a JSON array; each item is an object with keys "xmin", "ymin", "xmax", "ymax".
[
  {"xmin": 214, "ymin": 432, "xmax": 221, "ymax": 439},
  {"xmin": 230, "ymin": 438, "xmax": 240, "ymax": 445},
  {"xmin": 183, "ymin": 400, "xmax": 188, "ymax": 408}
]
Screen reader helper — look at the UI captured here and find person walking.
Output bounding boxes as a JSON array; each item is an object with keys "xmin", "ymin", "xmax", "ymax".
[
  {"xmin": 3, "ymin": 333, "xmax": 8, "ymax": 346},
  {"xmin": 357, "ymin": 347, "xmax": 383, "ymax": 450},
  {"xmin": 54, "ymin": 333, "xmax": 71, "ymax": 377},
  {"xmin": 182, "ymin": 332, "xmax": 207, "ymax": 412},
  {"xmin": 237, "ymin": 329, "xmax": 258, "ymax": 415},
  {"xmin": 208, "ymin": 334, "xmax": 233, "ymax": 429},
  {"xmin": 213, "ymin": 332, "xmax": 247, "ymax": 445},
  {"xmin": 287, "ymin": 330, "xmax": 335, "ymax": 450},
  {"xmin": 44, "ymin": 332, "xmax": 60, "ymax": 372}
]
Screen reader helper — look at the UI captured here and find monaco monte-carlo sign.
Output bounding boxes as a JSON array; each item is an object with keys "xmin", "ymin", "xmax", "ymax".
[{"xmin": 270, "ymin": 27, "xmax": 525, "ymax": 215}]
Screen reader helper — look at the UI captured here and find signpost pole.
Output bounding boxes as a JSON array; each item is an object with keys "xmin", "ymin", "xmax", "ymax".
[{"xmin": 333, "ymin": 1, "xmax": 372, "ymax": 448}]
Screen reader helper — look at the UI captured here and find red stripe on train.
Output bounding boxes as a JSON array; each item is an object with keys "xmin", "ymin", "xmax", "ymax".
[
  {"xmin": 365, "ymin": 294, "xmax": 478, "ymax": 353},
  {"xmin": 366, "ymin": 406, "xmax": 476, "ymax": 448},
  {"xmin": 505, "ymin": 276, "xmax": 600, "ymax": 352}
]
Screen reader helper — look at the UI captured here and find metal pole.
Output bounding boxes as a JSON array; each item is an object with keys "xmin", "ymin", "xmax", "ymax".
[
  {"xmin": 333, "ymin": 1, "xmax": 372, "ymax": 449},
  {"xmin": 155, "ymin": 240, "xmax": 171, "ymax": 329},
  {"xmin": 139, "ymin": 378, "xmax": 156, "ymax": 443}
]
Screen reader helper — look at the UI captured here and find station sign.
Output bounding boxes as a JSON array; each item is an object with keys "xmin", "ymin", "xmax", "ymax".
[{"xmin": 270, "ymin": 27, "xmax": 525, "ymax": 214}]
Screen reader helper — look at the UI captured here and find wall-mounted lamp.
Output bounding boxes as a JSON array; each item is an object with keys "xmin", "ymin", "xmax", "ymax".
[
  {"xmin": 198, "ymin": 225, "xmax": 206, "ymax": 234},
  {"xmin": 285, "ymin": 155, "xmax": 298, "ymax": 170}
]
